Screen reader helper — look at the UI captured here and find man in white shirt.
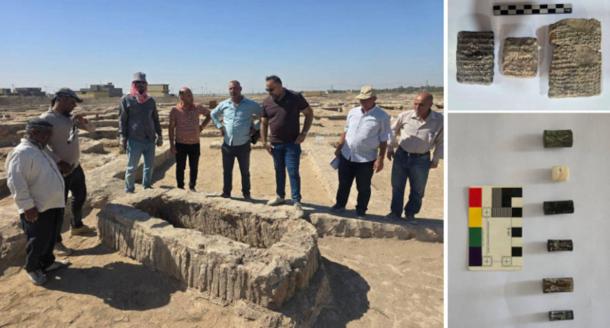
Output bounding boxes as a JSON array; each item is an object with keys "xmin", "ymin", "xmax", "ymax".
[
  {"xmin": 331, "ymin": 86, "xmax": 391, "ymax": 218},
  {"xmin": 6, "ymin": 118, "xmax": 69, "ymax": 285},
  {"xmin": 386, "ymin": 92, "xmax": 443, "ymax": 221}
]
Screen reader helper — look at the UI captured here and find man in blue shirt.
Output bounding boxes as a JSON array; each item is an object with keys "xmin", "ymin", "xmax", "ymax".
[
  {"xmin": 211, "ymin": 80, "xmax": 262, "ymax": 199},
  {"xmin": 331, "ymin": 85, "xmax": 391, "ymax": 218}
]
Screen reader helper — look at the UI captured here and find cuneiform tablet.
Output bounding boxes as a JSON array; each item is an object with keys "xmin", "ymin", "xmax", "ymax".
[
  {"xmin": 543, "ymin": 200, "xmax": 574, "ymax": 215},
  {"xmin": 457, "ymin": 31, "xmax": 495, "ymax": 85},
  {"xmin": 549, "ymin": 19, "xmax": 602, "ymax": 98},
  {"xmin": 551, "ymin": 165, "xmax": 570, "ymax": 181},
  {"xmin": 502, "ymin": 37, "xmax": 539, "ymax": 77},
  {"xmin": 547, "ymin": 239, "xmax": 573, "ymax": 251},
  {"xmin": 543, "ymin": 277, "xmax": 574, "ymax": 293},
  {"xmin": 549, "ymin": 310, "xmax": 574, "ymax": 321},
  {"xmin": 543, "ymin": 130, "xmax": 573, "ymax": 148}
]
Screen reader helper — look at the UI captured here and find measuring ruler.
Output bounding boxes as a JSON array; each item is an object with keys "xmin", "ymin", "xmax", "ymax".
[{"xmin": 493, "ymin": 3, "xmax": 573, "ymax": 16}]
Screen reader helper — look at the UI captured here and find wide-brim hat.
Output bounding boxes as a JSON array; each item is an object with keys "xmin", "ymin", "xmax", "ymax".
[{"xmin": 355, "ymin": 85, "xmax": 376, "ymax": 100}]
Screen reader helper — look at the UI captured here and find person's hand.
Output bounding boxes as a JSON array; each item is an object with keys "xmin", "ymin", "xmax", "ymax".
[
  {"xmin": 430, "ymin": 161, "xmax": 439, "ymax": 169},
  {"xmin": 374, "ymin": 158, "xmax": 384, "ymax": 173},
  {"xmin": 73, "ymin": 114, "xmax": 88, "ymax": 125},
  {"xmin": 120, "ymin": 138, "xmax": 127, "ymax": 153},
  {"xmin": 387, "ymin": 150, "xmax": 394, "ymax": 161},
  {"xmin": 57, "ymin": 161, "xmax": 72, "ymax": 175},
  {"xmin": 156, "ymin": 137, "xmax": 163, "ymax": 147},
  {"xmin": 220, "ymin": 127, "xmax": 225, "ymax": 137},
  {"xmin": 264, "ymin": 142, "xmax": 273, "ymax": 155},
  {"xmin": 295, "ymin": 133, "xmax": 307, "ymax": 144},
  {"xmin": 334, "ymin": 146, "xmax": 343, "ymax": 157},
  {"xmin": 24, "ymin": 207, "xmax": 38, "ymax": 222},
  {"xmin": 199, "ymin": 124, "xmax": 205, "ymax": 132},
  {"xmin": 249, "ymin": 127, "xmax": 256, "ymax": 136},
  {"xmin": 170, "ymin": 145, "xmax": 177, "ymax": 155}
]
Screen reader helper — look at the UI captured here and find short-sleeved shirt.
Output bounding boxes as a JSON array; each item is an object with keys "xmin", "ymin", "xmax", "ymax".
[
  {"xmin": 341, "ymin": 106, "xmax": 391, "ymax": 163},
  {"xmin": 169, "ymin": 106, "xmax": 210, "ymax": 144},
  {"xmin": 391, "ymin": 109, "xmax": 443, "ymax": 163},
  {"xmin": 262, "ymin": 88, "xmax": 309, "ymax": 144}
]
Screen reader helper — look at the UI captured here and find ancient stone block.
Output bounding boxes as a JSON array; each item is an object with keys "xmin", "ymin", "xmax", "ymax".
[
  {"xmin": 457, "ymin": 31, "xmax": 495, "ymax": 85},
  {"xmin": 543, "ymin": 277, "xmax": 574, "ymax": 293},
  {"xmin": 551, "ymin": 165, "xmax": 569, "ymax": 181},
  {"xmin": 543, "ymin": 130, "xmax": 573, "ymax": 148},
  {"xmin": 502, "ymin": 37, "xmax": 539, "ymax": 77},
  {"xmin": 97, "ymin": 189, "xmax": 320, "ymax": 310},
  {"xmin": 549, "ymin": 19, "xmax": 602, "ymax": 98},
  {"xmin": 543, "ymin": 200, "xmax": 574, "ymax": 215},
  {"xmin": 549, "ymin": 310, "xmax": 574, "ymax": 321}
]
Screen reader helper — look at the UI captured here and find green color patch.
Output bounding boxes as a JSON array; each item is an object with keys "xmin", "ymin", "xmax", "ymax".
[{"xmin": 469, "ymin": 228, "xmax": 482, "ymax": 247}]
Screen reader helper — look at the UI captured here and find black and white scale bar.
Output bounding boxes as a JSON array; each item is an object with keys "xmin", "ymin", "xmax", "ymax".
[{"xmin": 493, "ymin": 3, "xmax": 572, "ymax": 15}]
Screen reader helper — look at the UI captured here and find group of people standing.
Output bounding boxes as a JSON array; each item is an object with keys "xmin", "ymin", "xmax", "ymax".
[{"xmin": 5, "ymin": 71, "xmax": 443, "ymax": 286}]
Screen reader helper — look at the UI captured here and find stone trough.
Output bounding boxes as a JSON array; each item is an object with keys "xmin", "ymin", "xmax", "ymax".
[{"xmin": 97, "ymin": 189, "xmax": 320, "ymax": 310}]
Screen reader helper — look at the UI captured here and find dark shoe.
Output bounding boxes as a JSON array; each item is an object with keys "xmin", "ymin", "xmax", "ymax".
[
  {"xmin": 71, "ymin": 224, "xmax": 96, "ymax": 237},
  {"xmin": 221, "ymin": 193, "xmax": 230, "ymax": 198},
  {"xmin": 189, "ymin": 186, "xmax": 197, "ymax": 192},
  {"xmin": 330, "ymin": 205, "xmax": 345, "ymax": 214},
  {"xmin": 385, "ymin": 212, "xmax": 402, "ymax": 220},
  {"xmin": 54, "ymin": 242, "xmax": 73, "ymax": 256},
  {"xmin": 243, "ymin": 194, "xmax": 252, "ymax": 200},
  {"xmin": 356, "ymin": 210, "xmax": 366, "ymax": 219},
  {"xmin": 26, "ymin": 270, "xmax": 47, "ymax": 285},
  {"xmin": 44, "ymin": 259, "xmax": 70, "ymax": 273},
  {"xmin": 405, "ymin": 214, "xmax": 419, "ymax": 224}
]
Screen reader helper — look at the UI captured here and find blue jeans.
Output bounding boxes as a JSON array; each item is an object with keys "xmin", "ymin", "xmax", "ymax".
[
  {"xmin": 271, "ymin": 143, "xmax": 301, "ymax": 202},
  {"xmin": 125, "ymin": 138, "xmax": 155, "ymax": 192},
  {"xmin": 390, "ymin": 148, "xmax": 431, "ymax": 216}
]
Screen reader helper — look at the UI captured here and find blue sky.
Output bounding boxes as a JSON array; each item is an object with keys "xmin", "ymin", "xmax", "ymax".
[{"xmin": 0, "ymin": 0, "xmax": 443, "ymax": 94}]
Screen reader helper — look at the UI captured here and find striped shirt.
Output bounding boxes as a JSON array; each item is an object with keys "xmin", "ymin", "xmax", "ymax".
[{"xmin": 169, "ymin": 106, "xmax": 210, "ymax": 144}]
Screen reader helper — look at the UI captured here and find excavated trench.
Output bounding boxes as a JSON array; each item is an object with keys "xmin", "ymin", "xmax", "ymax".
[{"xmin": 97, "ymin": 189, "xmax": 320, "ymax": 310}]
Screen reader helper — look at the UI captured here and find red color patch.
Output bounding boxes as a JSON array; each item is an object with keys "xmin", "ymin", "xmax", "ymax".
[{"xmin": 469, "ymin": 187, "xmax": 482, "ymax": 207}]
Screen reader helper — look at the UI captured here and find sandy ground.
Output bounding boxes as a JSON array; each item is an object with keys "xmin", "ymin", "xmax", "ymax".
[
  {"xmin": 156, "ymin": 138, "xmax": 443, "ymax": 220},
  {"xmin": 0, "ymin": 93, "xmax": 444, "ymax": 327},
  {"xmin": 0, "ymin": 210, "xmax": 442, "ymax": 328}
]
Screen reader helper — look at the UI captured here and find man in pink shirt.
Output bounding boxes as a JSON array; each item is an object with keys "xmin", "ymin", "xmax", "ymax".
[{"xmin": 168, "ymin": 87, "xmax": 211, "ymax": 191}]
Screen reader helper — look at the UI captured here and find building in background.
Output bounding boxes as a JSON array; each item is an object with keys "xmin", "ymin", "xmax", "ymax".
[
  {"xmin": 13, "ymin": 88, "xmax": 45, "ymax": 97},
  {"xmin": 147, "ymin": 84, "xmax": 169, "ymax": 97},
  {"xmin": 78, "ymin": 83, "xmax": 123, "ymax": 99}
]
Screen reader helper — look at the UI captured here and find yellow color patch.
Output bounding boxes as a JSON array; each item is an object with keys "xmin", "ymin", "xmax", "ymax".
[{"xmin": 469, "ymin": 207, "xmax": 482, "ymax": 227}]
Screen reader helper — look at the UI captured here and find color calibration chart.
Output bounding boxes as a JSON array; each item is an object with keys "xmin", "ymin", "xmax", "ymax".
[{"xmin": 468, "ymin": 186, "xmax": 523, "ymax": 271}]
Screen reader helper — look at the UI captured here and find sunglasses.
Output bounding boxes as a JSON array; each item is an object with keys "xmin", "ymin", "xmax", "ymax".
[
  {"xmin": 134, "ymin": 81, "xmax": 147, "ymax": 85},
  {"xmin": 265, "ymin": 88, "xmax": 275, "ymax": 93}
]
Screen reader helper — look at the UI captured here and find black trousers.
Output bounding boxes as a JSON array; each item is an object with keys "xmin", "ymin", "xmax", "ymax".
[
  {"xmin": 221, "ymin": 142, "xmax": 251, "ymax": 196},
  {"xmin": 57, "ymin": 165, "xmax": 87, "ymax": 243},
  {"xmin": 335, "ymin": 155, "xmax": 375, "ymax": 214},
  {"xmin": 21, "ymin": 208, "xmax": 62, "ymax": 272},
  {"xmin": 175, "ymin": 143, "xmax": 200, "ymax": 188}
]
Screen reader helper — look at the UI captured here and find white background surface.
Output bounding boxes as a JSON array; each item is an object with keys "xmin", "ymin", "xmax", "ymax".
[
  {"xmin": 447, "ymin": 0, "xmax": 610, "ymax": 110},
  {"xmin": 448, "ymin": 113, "xmax": 610, "ymax": 327}
]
